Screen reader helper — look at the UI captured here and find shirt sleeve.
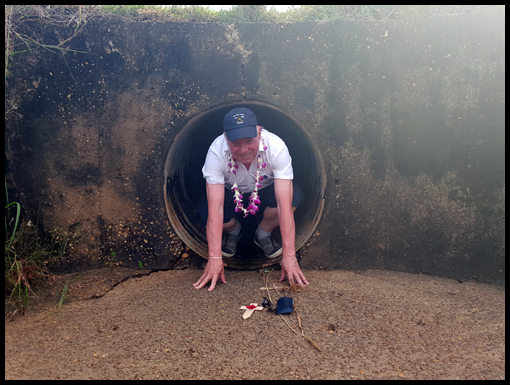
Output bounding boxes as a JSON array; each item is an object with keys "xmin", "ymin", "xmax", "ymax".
[
  {"xmin": 202, "ymin": 148, "xmax": 226, "ymax": 185},
  {"xmin": 272, "ymin": 144, "xmax": 293, "ymax": 180}
]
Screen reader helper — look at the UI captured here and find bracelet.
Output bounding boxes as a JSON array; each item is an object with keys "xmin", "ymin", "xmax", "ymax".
[
  {"xmin": 281, "ymin": 257, "xmax": 297, "ymax": 261},
  {"xmin": 208, "ymin": 257, "xmax": 223, "ymax": 259}
]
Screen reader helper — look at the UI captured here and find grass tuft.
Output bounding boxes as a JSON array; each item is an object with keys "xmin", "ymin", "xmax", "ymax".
[{"xmin": 5, "ymin": 179, "xmax": 81, "ymax": 311}]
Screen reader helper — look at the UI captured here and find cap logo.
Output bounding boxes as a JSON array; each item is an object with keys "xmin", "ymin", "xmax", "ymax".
[{"xmin": 233, "ymin": 113, "xmax": 245, "ymax": 125}]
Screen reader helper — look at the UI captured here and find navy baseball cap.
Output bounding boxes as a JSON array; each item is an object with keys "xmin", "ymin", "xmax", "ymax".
[{"xmin": 223, "ymin": 107, "xmax": 258, "ymax": 142}]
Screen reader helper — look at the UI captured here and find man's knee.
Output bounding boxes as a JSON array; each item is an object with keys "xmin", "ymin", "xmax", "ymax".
[
  {"xmin": 223, "ymin": 217, "xmax": 237, "ymax": 232},
  {"xmin": 262, "ymin": 206, "xmax": 279, "ymax": 218}
]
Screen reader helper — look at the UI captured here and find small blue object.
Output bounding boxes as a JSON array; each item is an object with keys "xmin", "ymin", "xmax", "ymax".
[{"xmin": 275, "ymin": 296, "xmax": 294, "ymax": 315}]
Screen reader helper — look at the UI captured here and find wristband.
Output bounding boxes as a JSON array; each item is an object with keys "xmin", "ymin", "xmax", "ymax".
[{"xmin": 281, "ymin": 257, "xmax": 297, "ymax": 261}]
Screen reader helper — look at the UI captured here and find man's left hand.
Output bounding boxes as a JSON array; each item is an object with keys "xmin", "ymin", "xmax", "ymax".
[
  {"xmin": 280, "ymin": 258, "xmax": 309, "ymax": 287},
  {"xmin": 193, "ymin": 258, "xmax": 226, "ymax": 291}
]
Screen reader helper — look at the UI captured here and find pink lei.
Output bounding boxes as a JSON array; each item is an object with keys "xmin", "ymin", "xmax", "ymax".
[{"xmin": 229, "ymin": 139, "xmax": 268, "ymax": 217}]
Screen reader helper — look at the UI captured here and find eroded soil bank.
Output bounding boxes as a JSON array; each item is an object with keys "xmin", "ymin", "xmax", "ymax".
[{"xmin": 5, "ymin": 268, "xmax": 505, "ymax": 380}]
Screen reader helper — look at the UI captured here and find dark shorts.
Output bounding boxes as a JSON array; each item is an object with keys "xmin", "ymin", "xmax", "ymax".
[{"xmin": 197, "ymin": 182, "xmax": 304, "ymax": 227}]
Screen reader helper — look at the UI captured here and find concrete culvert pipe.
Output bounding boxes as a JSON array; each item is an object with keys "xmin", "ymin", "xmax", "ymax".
[{"xmin": 164, "ymin": 101, "xmax": 326, "ymax": 269}]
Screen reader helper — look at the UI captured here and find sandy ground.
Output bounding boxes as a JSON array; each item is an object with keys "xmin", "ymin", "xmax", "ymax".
[{"xmin": 4, "ymin": 265, "xmax": 505, "ymax": 380}]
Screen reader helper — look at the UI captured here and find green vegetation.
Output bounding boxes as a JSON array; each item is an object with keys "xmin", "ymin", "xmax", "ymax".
[
  {"xmin": 87, "ymin": 5, "xmax": 504, "ymax": 22},
  {"xmin": 105, "ymin": 251, "xmax": 122, "ymax": 270},
  {"xmin": 53, "ymin": 281, "xmax": 68, "ymax": 315},
  {"xmin": 5, "ymin": 5, "xmax": 503, "ymax": 24},
  {"xmin": 4, "ymin": 179, "xmax": 82, "ymax": 311}
]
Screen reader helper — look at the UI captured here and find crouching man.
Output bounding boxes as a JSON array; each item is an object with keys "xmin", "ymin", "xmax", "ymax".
[{"xmin": 193, "ymin": 107, "xmax": 309, "ymax": 291}]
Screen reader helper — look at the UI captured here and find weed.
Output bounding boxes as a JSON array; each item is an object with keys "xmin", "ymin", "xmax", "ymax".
[
  {"xmin": 105, "ymin": 251, "xmax": 122, "ymax": 271},
  {"xmin": 5, "ymin": 178, "xmax": 80, "ymax": 310},
  {"xmin": 5, "ymin": 5, "xmax": 88, "ymax": 88},
  {"xmin": 4, "ymin": 219, "xmax": 56, "ymax": 309},
  {"xmin": 100, "ymin": 4, "xmax": 502, "ymax": 23},
  {"xmin": 54, "ymin": 281, "xmax": 68, "ymax": 315},
  {"xmin": 138, "ymin": 261, "xmax": 143, "ymax": 269},
  {"xmin": 105, "ymin": 251, "xmax": 116, "ymax": 267}
]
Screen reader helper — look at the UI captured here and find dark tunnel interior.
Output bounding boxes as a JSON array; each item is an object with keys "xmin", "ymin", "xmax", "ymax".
[{"xmin": 164, "ymin": 101, "xmax": 325, "ymax": 268}]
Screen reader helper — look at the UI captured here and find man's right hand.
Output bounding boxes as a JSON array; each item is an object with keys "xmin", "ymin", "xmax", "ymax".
[{"xmin": 193, "ymin": 258, "xmax": 226, "ymax": 291}]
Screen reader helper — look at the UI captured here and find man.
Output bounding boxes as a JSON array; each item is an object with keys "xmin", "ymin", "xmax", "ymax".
[{"xmin": 193, "ymin": 107, "xmax": 309, "ymax": 291}]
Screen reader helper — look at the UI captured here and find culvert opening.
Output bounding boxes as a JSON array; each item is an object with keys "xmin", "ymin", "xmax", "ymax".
[{"xmin": 164, "ymin": 101, "xmax": 325, "ymax": 269}]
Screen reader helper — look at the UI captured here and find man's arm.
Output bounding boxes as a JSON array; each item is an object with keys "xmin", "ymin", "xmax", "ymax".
[
  {"xmin": 205, "ymin": 182, "xmax": 225, "ymax": 259},
  {"xmin": 193, "ymin": 182, "xmax": 226, "ymax": 291},
  {"xmin": 274, "ymin": 179, "xmax": 309, "ymax": 286},
  {"xmin": 274, "ymin": 179, "xmax": 295, "ymax": 258}
]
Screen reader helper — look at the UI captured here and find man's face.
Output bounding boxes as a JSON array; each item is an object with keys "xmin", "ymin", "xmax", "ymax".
[{"xmin": 226, "ymin": 127, "xmax": 261, "ymax": 165}]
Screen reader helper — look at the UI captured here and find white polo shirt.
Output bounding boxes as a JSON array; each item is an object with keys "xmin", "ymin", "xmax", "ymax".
[{"xmin": 202, "ymin": 128, "xmax": 293, "ymax": 193}]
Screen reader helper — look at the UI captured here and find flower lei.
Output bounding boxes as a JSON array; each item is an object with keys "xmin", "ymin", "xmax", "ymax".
[{"xmin": 229, "ymin": 138, "xmax": 268, "ymax": 217}]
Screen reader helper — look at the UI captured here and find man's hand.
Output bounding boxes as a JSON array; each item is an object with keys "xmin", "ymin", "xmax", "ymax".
[
  {"xmin": 280, "ymin": 258, "xmax": 309, "ymax": 287},
  {"xmin": 193, "ymin": 258, "xmax": 226, "ymax": 291}
]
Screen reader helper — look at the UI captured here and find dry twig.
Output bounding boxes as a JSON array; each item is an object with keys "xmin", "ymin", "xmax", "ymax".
[
  {"xmin": 260, "ymin": 270, "xmax": 321, "ymax": 352},
  {"xmin": 295, "ymin": 308, "xmax": 322, "ymax": 352}
]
